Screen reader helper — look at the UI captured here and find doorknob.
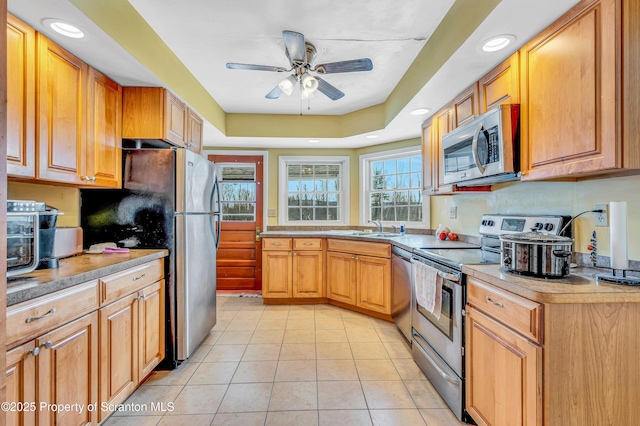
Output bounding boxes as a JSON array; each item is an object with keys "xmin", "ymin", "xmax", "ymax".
[{"xmin": 255, "ymin": 227, "xmax": 261, "ymax": 242}]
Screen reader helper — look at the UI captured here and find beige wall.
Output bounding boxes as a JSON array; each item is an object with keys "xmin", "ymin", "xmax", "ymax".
[
  {"xmin": 7, "ymin": 182, "xmax": 80, "ymax": 227},
  {"xmin": 431, "ymin": 175, "xmax": 640, "ymax": 259}
]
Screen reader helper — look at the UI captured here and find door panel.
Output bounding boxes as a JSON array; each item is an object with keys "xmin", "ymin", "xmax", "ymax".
[
  {"xmin": 182, "ymin": 148, "xmax": 216, "ymax": 213},
  {"xmin": 209, "ymin": 155, "xmax": 264, "ymax": 291},
  {"xmin": 326, "ymin": 252, "xmax": 356, "ymax": 305}
]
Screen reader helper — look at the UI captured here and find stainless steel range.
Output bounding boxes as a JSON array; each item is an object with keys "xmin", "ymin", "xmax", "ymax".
[{"xmin": 410, "ymin": 214, "xmax": 569, "ymax": 422}]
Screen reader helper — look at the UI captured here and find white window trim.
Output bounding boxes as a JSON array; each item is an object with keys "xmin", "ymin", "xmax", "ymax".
[
  {"xmin": 359, "ymin": 146, "xmax": 429, "ymax": 228},
  {"xmin": 279, "ymin": 156, "xmax": 350, "ymax": 226}
]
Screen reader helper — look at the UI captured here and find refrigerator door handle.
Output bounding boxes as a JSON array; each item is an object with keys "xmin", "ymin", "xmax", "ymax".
[{"xmin": 211, "ymin": 213, "xmax": 221, "ymax": 250}]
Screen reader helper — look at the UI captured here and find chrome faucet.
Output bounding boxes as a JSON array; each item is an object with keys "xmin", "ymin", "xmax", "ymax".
[{"xmin": 368, "ymin": 219, "xmax": 383, "ymax": 232}]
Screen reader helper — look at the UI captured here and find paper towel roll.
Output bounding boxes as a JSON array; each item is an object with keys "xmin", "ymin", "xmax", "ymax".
[{"xmin": 610, "ymin": 201, "xmax": 628, "ymax": 270}]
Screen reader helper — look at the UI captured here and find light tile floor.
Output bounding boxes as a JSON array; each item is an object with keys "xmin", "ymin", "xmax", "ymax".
[{"xmin": 104, "ymin": 295, "xmax": 468, "ymax": 426}]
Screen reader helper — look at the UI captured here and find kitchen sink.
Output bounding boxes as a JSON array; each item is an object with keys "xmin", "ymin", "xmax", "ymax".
[{"xmin": 342, "ymin": 231, "xmax": 399, "ymax": 237}]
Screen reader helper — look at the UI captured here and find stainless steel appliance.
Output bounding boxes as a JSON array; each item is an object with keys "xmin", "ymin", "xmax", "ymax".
[
  {"xmin": 6, "ymin": 200, "xmax": 44, "ymax": 277},
  {"xmin": 37, "ymin": 205, "xmax": 63, "ymax": 270},
  {"xmin": 501, "ymin": 231, "xmax": 573, "ymax": 278},
  {"xmin": 391, "ymin": 246, "xmax": 413, "ymax": 343},
  {"xmin": 441, "ymin": 104, "xmax": 520, "ymax": 186},
  {"xmin": 410, "ymin": 214, "xmax": 568, "ymax": 422},
  {"xmin": 81, "ymin": 148, "xmax": 221, "ymax": 366}
]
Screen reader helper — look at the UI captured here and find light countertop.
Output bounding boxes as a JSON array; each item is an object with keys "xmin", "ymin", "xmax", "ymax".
[{"xmin": 7, "ymin": 249, "xmax": 168, "ymax": 306}]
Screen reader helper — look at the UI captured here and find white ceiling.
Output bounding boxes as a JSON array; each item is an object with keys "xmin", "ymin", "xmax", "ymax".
[{"xmin": 8, "ymin": 0, "xmax": 580, "ymax": 149}]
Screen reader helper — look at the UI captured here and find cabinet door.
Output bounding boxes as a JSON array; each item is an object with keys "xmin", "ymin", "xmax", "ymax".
[
  {"xmin": 433, "ymin": 106, "xmax": 454, "ymax": 194},
  {"xmin": 99, "ymin": 294, "xmax": 138, "ymax": 422},
  {"xmin": 37, "ymin": 34, "xmax": 87, "ymax": 184},
  {"xmin": 165, "ymin": 91, "xmax": 187, "ymax": 146},
  {"xmin": 6, "ymin": 342, "xmax": 37, "ymax": 426},
  {"xmin": 326, "ymin": 251, "xmax": 356, "ymax": 305},
  {"xmin": 466, "ymin": 307, "xmax": 541, "ymax": 426},
  {"xmin": 262, "ymin": 251, "xmax": 293, "ymax": 298},
  {"xmin": 421, "ymin": 120, "xmax": 435, "ymax": 193},
  {"xmin": 453, "ymin": 83, "xmax": 480, "ymax": 128},
  {"xmin": 292, "ymin": 251, "xmax": 323, "ymax": 298},
  {"xmin": 186, "ymin": 109, "xmax": 203, "ymax": 153},
  {"xmin": 86, "ymin": 67, "xmax": 122, "ymax": 188},
  {"xmin": 138, "ymin": 280, "xmax": 165, "ymax": 381},
  {"xmin": 37, "ymin": 312, "xmax": 98, "ymax": 426},
  {"xmin": 356, "ymin": 255, "xmax": 391, "ymax": 314},
  {"xmin": 479, "ymin": 53, "xmax": 520, "ymax": 113},
  {"xmin": 520, "ymin": 0, "xmax": 617, "ymax": 180},
  {"xmin": 6, "ymin": 14, "xmax": 35, "ymax": 178}
]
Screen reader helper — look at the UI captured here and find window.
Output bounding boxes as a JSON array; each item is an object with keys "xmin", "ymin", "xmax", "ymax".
[
  {"xmin": 279, "ymin": 156, "xmax": 350, "ymax": 225},
  {"xmin": 360, "ymin": 147, "xmax": 428, "ymax": 227},
  {"xmin": 219, "ymin": 164, "xmax": 257, "ymax": 222}
]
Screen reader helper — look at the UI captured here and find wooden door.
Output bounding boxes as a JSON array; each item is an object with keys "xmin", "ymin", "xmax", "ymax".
[
  {"xmin": 520, "ymin": 0, "xmax": 617, "ymax": 180},
  {"xmin": 421, "ymin": 120, "xmax": 434, "ymax": 194},
  {"xmin": 99, "ymin": 294, "xmax": 137, "ymax": 422},
  {"xmin": 479, "ymin": 53, "xmax": 520, "ymax": 113},
  {"xmin": 5, "ymin": 342, "xmax": 36, "ymax": 426},
  {"xmin": 37, "ymin": 312, "xmax": 98, "ymax": 426},
  {"xmin": 326, "ymin": 251, "xmax": 356, "ymax": 305},
  {"xmin": 138, "ymin": 280, "xmax": 165, "ymax": 381},
  {"xmin": 466, "ymin": 307, "xmax": 542, "ymax": 426},
  {"xmin": 208, "ymin": 155, "xmax": 264, "ymax": 291},
  {"xmin": 164, "ymin": 90, "xmax": 186, "ymax": 146},
  {"xmin": 186, "ymin": 109, "xmax": 203, "ymax": 153},
  {"xmin": 37, "ymin": 34, "xmax": 87, "ymax": 184},
  {"xmin": 293, "ymin": 251, "xmax": 323, "ymax": 298},
  {"xmin": 86, "ymin": 67, "xmax": 121, "ymax": 188},
  {"xmin": 356, "ymin": 255, "xmax": 391, "ymax": 314},
  {"xmin": 6, "ymin": 13, "xmax": 35, "ymax": 178},
  {"xmin": 453, "ymin": 83, "xmax": 480, "ymax": 128},
  {"xmin": 262, "ymin": 251, "xmax": 292, "ymax": 298},
  {"xmin": 434, "ymin": 106, "xmax": 453, "ymax": 193}
]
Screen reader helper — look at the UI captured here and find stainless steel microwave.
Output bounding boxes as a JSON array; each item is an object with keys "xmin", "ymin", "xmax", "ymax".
[{"xmin": 441, "ymin": 104, "xmax": 520, "ymax": 186}]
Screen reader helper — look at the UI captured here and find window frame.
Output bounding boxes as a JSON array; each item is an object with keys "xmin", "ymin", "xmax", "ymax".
[
  {"xmin": 359, "ymin": 147, "xmax": 429, "ymax": 228},
  {"xmin": 278, "ymin": 156, "xmax": 350, "ymax": 226},
  {"xmin": 217, "ymin": 162, "xmax": 258, "ymax": 223}
]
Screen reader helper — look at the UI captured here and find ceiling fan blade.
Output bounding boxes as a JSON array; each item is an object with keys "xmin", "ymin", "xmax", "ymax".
[
  {"xmin": 314, "ymin": 58, "xmax": 373, "ymax": 74},
  {"xmin": 316, "ymin": 77, "xmax": 344, "ymax": 101},
  {"xmin": 265, "ymin": 85, "xmax": 283, "ymax": 99},
  {"xmin": 282, "ymin": 30, "xmax": 306, "ymax": 65},
  {"xmin": 226, "ymin": 63, "xmax": 287, "ymax": 72}
]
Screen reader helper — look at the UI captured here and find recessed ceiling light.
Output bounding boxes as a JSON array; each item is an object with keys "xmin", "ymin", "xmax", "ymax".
[
  {"xmin": 409, "ymin": 108, "xmax": 430, "ymax": 116},
  {"xmin": 307, "ymin": 139, "xmax": 320, "ymax": 144},
  {"xmin": 365, "ymin": 134, "xmax": 379, "ymax": 139},
  {"xmin": 481, "ymin": 35, "xmax": 515, "ymax": 52},
  {"xmin": 42, "ymin": 19, "xmax": 84, "ymax": 39}
]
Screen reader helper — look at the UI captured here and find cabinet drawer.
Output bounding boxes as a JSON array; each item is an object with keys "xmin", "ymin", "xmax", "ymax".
[
  {"xmin": 293, "ymin": 238, "xmax": 323, "ymax": 251},
  {"xmin": 327, "ymin": 239, "xmax": 390, "ymax": 258},
  {"xmin": 263, "ymin": 238, "xmax": 292, "ymax": 251},
  {"xmin": 467, "ymin": 277, "xmax": 543, "ymax": 343},
  {"xmin": 100, "ymin": 260, "xmax": 164, "ymax": 306},
  {"xmin": 6, "ymin": 280, "xmax": 99, "ymax": 347}
]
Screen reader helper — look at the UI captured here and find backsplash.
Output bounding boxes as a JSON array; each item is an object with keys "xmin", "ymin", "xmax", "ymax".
[
  {"xmin": 7, "ymin": 182, "xmax": 80, "ymax": 227},
  {"xmin": 431, "ymin": 175, "xmax": 640, "ymax": 260}
]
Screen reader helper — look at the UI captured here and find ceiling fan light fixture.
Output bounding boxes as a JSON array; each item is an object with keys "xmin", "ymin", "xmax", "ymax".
[
  {"xmin": 300, "ymin": 88, "xmax": 314, "ymax": 100},
  {"xmin": 301, "ymin": 74, "xmax": 319, "ymax": 93},
  {"xmin": 278, "ymin": 75, "xmax": 297, "ymax": 96}
]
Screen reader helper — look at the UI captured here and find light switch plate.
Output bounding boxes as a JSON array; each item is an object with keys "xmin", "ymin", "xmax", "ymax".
[{"xmin": 268, "ymin": 209, "xmax": 277, "ymax": 217}]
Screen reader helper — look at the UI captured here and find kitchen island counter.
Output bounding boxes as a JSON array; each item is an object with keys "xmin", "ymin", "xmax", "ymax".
[
  {"xmin": 463, "ymin": 263, "xmax": 640, "ymax": 304},
  {"xmin": 6, "ymin": 249, "xmax": 168, "ymax": 306}
]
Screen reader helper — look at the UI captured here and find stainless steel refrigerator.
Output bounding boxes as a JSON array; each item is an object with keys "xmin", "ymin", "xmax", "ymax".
[{"xmin": 81, "ymin": 148, "xmax": 220, "ymax": 366}]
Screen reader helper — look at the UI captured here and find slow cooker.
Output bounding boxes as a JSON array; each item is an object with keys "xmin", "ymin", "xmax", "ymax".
[{"xmin": 500, "ymin": 231, "xmax": 573, "ymax": 278}]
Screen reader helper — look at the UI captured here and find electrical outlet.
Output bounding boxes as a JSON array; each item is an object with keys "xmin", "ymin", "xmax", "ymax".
[
  {"xmin": 267, "ymin": 209, "xmax": 276, "ymax": 217},
  {"xmin": 594, "ymin": 204, "xmax": 608, "ymax": 227},
  {"xmin": 449, "ymin": 206, "xmax": 457, "ymax": 219}
]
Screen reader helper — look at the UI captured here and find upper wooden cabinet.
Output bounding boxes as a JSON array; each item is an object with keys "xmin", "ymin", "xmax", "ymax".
[
  {"xmin": 36, "ymin": 34, "xmax": 88, "ymax": 185},
  {"xmin": 478, "ymin": 52, "xmax": 520, "ymax": 113},
  {"xmin": 86, "ymin": 67, "xmax": 122, "ymax": 188},
  {"xmin": 6, "ymin": 13, "xmax": 35, "ymax": 178},
  {"xmin": 423, "ymin": 105, "xmax": 455, "ymax": 194},
  {"xmin": 520, "ymin": 0, "xmax": 640, "ymax": 180},
  {"xmin": 453, "ymin": 83, "xmax": 480, "ymax": 128},
  {"xmin": 122, "ymin": 87, "xmax": 203, "ymax": 150}
]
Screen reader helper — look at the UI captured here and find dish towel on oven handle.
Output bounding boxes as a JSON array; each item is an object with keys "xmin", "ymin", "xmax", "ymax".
[{"xmin": 413, "ymin": 261, "xmax": 442, "ymax": 320}]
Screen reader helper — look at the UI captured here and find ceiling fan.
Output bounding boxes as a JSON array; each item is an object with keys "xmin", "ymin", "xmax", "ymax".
[{"xmin": 226, "ymin": 30, "xmax": 373, "ymax": 101}]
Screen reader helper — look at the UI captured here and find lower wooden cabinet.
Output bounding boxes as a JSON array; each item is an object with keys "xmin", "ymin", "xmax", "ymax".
[
  {"xmin": 356, "ymin": 255, "xmax": 391, "ymax": 314},
  {"xmin": 326, "ymin": 251, "xmax": 357, "ymax": 305},
  {"xmin": 262, "ymin": 238, "xmax": 324, "ymax": 299},
  {"xmin": 99, "ymin": 280, "xmax": 165, "ymax": 422},
  {"xmin": 5, "ymin": 342, "xmax": 37, "ymax": 426},
  {"xmin": 465, "ymin": 307, "xmax": 542, "ymax": 426}
]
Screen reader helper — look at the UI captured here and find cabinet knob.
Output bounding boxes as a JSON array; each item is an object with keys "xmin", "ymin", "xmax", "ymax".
[
  {"xmin": 91, "ymin": 176, "xmax": 97, "ymax": 182},
  {"xmin": 29, "ymin": 347, "xmax": 40, "ymax": 357},
  {"xmin": 41, "ymin": 341, "xmax": 53, "ymax": 350},
  {"xmin": 293, "ymin": 252, "xmax": 297, "ymax": 256},
  {"xmin": 187, "ymin": 143, "xmax": 194, "ymax": 147},
  {"xmin": 137, "ymin": 294, "xmax": 145, "ymax": 301}
]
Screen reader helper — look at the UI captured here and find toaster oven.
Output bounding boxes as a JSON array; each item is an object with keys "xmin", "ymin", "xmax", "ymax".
[{"xmin": 6, "ymin": 200, "xmax": 44, "ymax": 277}]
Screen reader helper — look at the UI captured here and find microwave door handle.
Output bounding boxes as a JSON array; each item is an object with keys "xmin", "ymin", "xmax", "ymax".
[{"xmin": 472, "ymin": 123, "xmax": 486, "ymax": 174}]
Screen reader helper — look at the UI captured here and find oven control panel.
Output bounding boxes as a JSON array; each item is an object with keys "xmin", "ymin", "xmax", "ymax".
[
  {"xmin": 7, "ymin": 200, "xmax": 46, "ymax": 212},
  {"xmin": 479, "ymin": 214, "xmax": 566, "ymax": 236}
]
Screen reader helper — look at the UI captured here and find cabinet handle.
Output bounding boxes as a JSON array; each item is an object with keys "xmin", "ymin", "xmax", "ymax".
[
  {"xmin": 40, "ymin": 341, "xmax": 53, "ymax": 350},
  {"xmin": 293, "ymin": 252, "xmax": 297, "ymax": 256},
  {"xmin": 133, "ymin": 273, "xmax": 146, "ymax": 281},
  {"xmin": 303, "ymin": 242, "xmax": 313, "ymax": 246},
  {"xmin": 485, "ymin": 296, "xmax": 504, "ymax": 308},
  {"xmin": 137, "ymin": 294, "xmax": 145, "ymax": 301},
  {"xmin": 273, "ymin": 242, "xmax": 282, "ymax": 246},
  {"xmin": 355, "ymin": 256, "xmax": 359, "ymax": 261},
  {"xmin": 26, "ymin": 308, "xmax": 57, "ymax": 323},
  {"xmin": 352, "ymin": 255, "xmax": 355, "ymax": 260},
  {"xmin": 91, "ymin": 176, "xmax": 97, "ymax": 182},
  {"xmin": 29, "ymin": 347, "xmax": 40, "ymax": 357},
  {"xmin": 187, "ymin": 143, "xmax": 194, "ymax": 147}
]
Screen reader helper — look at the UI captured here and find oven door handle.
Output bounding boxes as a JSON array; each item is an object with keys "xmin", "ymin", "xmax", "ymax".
[
  {"xmin": 437, "ymin": 271, "xmax": 460, "ymax": 283},
  {"xmin": 413, "ymin": 332, "xmax": 461, "ymax": 386}
]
